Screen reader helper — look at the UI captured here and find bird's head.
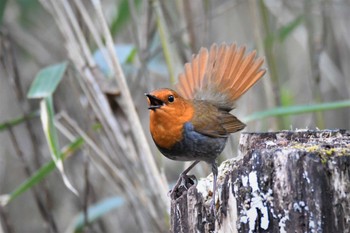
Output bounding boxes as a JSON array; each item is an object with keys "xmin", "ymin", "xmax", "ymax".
[
  {"xmin": 145, "ymin": 88, "xmax": 194, "ymax": 146},
  {"xmin": 145, "ymin": 88, "xmax": 190, "ymax": 114}
]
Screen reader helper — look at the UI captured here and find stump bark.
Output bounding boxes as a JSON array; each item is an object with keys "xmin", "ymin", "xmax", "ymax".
[{"xmin": 170, "ymin": 129, "xmax": 350, "ymax": 233}]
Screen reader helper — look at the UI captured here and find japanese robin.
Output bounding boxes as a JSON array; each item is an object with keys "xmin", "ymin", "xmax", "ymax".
[{"xmin": 145, "ymin": 43, "xmax": 265, "ymax": 211}]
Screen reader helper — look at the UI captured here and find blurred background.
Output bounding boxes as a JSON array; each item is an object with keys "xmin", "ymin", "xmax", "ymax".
[{"xmin": 0, "ymin": 0, "xmax": 349, "ymax": 232}]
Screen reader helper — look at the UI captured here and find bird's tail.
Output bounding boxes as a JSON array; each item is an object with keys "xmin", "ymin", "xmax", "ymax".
[{"xmin": 176, "ymin": 43, "xmax": 266, "ymax": 109}]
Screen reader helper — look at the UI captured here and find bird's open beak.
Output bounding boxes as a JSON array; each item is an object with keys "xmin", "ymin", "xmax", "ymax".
[{"xmin": 145, "ymin": 93, "xmax": 164, "ymax": 110}]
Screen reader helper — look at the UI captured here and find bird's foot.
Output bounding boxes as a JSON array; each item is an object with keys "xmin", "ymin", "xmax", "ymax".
[{"xmin": 168, "ymin": 174, "xmax": 197, "ymax": 199}]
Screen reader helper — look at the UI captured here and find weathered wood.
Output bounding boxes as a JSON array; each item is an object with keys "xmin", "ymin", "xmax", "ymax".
[{"xmin": 170, "ymin": 129, "xmax": 350, "ymax": 233}]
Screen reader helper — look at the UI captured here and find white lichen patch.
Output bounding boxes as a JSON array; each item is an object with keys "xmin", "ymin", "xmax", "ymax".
[
  {"xmin": 196, "ymin": 176, "xmax": 212, "ymax": 203},
  {"xmin": 242, "ymin": 175, "xmax": 248, "ymax": 187},
  {"xmin": 303, "ymin": 171, "xmax": 311, "ymax": 184},
  {"xmin": 265, "ymin": 140, "xmax": 276, "ymax": 149},
  {"xmin": 309, "ymin": 219, "xmax": 315, "ymax": 230},
  {"xmin": 307, "ymin": 212, "xmax": 322, "ymax": 233},
  {"xmin": 293, "ymin": 201, "xmax": 306, "ymax": 213},
  {"xmin": 238, "ymin": 171, "xmax": 270, "ymax": 232},
  {"xmin": 278, "ymin": 210, "xmax": 289, "ymax": 233}
]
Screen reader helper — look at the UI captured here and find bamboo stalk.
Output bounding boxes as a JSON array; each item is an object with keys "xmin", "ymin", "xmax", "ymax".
[
  {"xmin": 92, "ymin": 0, "xmax": 169, "ymax": 207},
  {"xmin": 40, "ymin": 0, "xmax": 170, "ymax": 231}
]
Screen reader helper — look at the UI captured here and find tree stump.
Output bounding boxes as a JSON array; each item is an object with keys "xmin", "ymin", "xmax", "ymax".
[{"xmin": 170, "ymin": 129, "xmax": 350, "ymax": 233}]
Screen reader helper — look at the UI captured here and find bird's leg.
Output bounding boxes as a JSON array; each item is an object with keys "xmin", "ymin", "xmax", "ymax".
[
  {"xmin": 180, "ymin": 160, "xmax": 201, "ymax": 177},
  {"xmin": 169, "ymin": 160, "xmax": 200, "ymax": 198},
  {"xmin": 210, "ymin": 161, "xmax": 218, "ymax": 215}
]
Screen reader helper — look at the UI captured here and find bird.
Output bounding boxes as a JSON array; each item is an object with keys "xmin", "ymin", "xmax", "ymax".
[{"xmin": 145, "ymin": 42, "xmax": 266, "ymax": 212}]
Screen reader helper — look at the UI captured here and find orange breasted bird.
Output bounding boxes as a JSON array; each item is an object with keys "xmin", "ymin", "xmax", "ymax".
[{"xmin": 145, "ymin": 43, "xmax": 266, "ymax": 210}]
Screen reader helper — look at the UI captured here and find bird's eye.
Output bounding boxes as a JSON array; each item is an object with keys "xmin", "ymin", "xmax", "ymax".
[{"xmin": 168, "ymin": 95, "xmax": 174, "ymax": 102}]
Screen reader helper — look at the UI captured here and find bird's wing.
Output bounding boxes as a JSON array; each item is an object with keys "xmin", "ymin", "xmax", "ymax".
[
  {"xmin": 191, "ymin": 101, "xmax": 246, "ymax": 137},
  {"xmin": 175, "ymin": 43, "xmax": 266, "ymax": 109}
]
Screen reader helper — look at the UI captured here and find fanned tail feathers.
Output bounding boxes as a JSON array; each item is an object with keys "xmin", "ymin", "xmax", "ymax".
[{"xmin": 176, "ymin": 43, "xmax": 266, "ymax": 109}]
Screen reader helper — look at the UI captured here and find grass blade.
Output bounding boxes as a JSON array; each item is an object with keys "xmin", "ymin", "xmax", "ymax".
[
  {"xmin": 0, "ymin": 110, "xmax": 39, "ymax": 132},
  {"xmin": 153, "ymin": 0, "xmax": 176, "ymax": 84},
  {"xmin": 0, "ymin": 0, "xmax": 8, "ymax": 24},
  {"xmin": 278, "ymin": 16, "xmax": 303, "ymax": 43},
  {"xmin": 0, "ymin": 137, "xmax": 84, "ymax": 206},
  {"xmin": 243, "ymin": 99, "xmax": 350, "ymax": 123},
  {"xmin": 110, "ymin": 0, "xmax": 141, "ymax": 36}
]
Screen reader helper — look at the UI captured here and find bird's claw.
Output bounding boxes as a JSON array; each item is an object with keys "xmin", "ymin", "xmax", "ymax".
[{"xmin": 168, "ymin": 174, "xmax": 197, "ymax": 199}]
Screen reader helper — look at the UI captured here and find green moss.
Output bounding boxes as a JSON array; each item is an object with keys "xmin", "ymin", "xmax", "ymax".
[{"xmin": 289, "ymin": 142, "xmax": 350, "ymax": 164}]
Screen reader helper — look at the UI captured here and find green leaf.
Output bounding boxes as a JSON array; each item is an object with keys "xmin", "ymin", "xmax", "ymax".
[
  {"xmin": 264, "ymin": 16, "xmax": 303, "ymax": 48},
  {"xmin": 110, "ymin": 0, "xmax": 141, "ymax": 36},
  {"xmin": 40, "ymin": 97, "xmax": 60, "ymax": 162},
  {"xmin": 280, "ymin": 88, "xmax": 294, "ymax": 107},
  {"xmin": 125, "ymin": 47, "xmax": 137, "ymax": 64},
  {"xmin": 0, "ymin": 110, "xmax": 39, "ymax": 132},
  {"xmin": 93, "ymin": 44, "xmax": 136, "ymax": 76},
  {"xmin": 40, "ymin": 97, "xmax": 78, "ymax": 195},
  {"xmin": 244, "ymin": 99, "xmax": 350, "ymax": 123},
  {"xmin": 16, "ymin": 0, "xmax": 42, "ymax": 27},
  {"xmin": 0, "ymin": 137, "xmax": 84, "ymax": 206},
  {"xmin": 92, "ymin": 122, "xmax": 102, "ymax": 131},
  {"xmin": 66, "ymin": 196, "xmax": 125, "ymax": 232},
  {"xmin": 27, "ymin": 61, "xmax": 68, "ymax": 99},
  {"xmin": 277, "ymin": 16, "xmax": 303, "ymax": 43},
  {"xmin": 0, "ymin": 0, "xmax": 8, "ymax": 24}
]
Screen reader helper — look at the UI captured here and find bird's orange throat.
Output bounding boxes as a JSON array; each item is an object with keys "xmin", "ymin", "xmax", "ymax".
[{"xmin": 149, "ymin": 99, "xmax": 194, "ymax": 149}]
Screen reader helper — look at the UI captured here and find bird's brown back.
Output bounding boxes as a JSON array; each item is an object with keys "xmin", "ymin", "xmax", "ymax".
[{"xmin": 191, "ymin": 100, "xmax": 246, "ymax": 138}]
